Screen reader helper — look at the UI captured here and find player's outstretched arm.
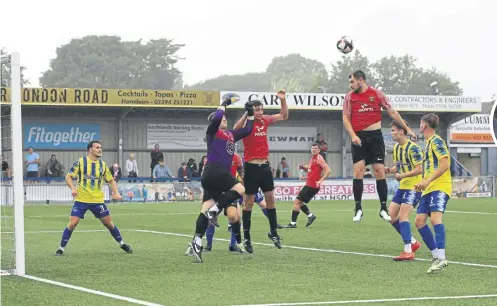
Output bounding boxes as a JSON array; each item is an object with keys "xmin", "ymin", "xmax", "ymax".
[
  {"xmin": 233, "ymin": 112, "xmax": 248, "ymax": 130},
  {"xmin": 377, "ymin": 89, "xmax": 416, "ymax": 140},
  {"xmin": 206, "ymin": 107, "xmax": 226, "ymax": 136},
  {"xmin": 232, "ymin": 102, "xmax": 255, "ymax": 141},
  {"xmin": 270, "ymin": 90, "xmax": 289, "ymax": 123}
]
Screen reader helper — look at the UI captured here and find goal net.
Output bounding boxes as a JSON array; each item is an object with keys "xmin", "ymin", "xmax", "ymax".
[{"xmin": 1, "ymin": 51, "xmax": 25, "ymax": 276}]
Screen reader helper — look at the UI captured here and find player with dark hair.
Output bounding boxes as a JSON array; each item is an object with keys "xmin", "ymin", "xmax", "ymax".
[
  {"xmin": 283, "ymin": 143, "xmax": 330, "ymax": 228},
  {"xmin": 414, "ymin": 113, "xmax": 451, "ymax": 273},
  {"xmin": 385, "ymin": 120, "xmax": 423, "ymax": 261},
  {"xmin": 232, "ymin": 90, "xmax": 289, "ymax": 252},
  {"xmin": 343, "ymin": 70, "xmax": 416, "ymax": 223},
  {"xmin": 54, "ymin": 140, "xmax": 132, "ymax": 255},
  {"xmin": 187, "ymin": 97, "xmax": 255, "ymax": 263}
]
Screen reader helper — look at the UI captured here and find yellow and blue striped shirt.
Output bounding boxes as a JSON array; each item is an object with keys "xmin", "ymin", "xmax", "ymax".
[
  {"xmin": 423, "ymin": 134, "xmax": 452, "ymax": 197},
  {"xmin": 392, "ymin": 140, "xmax": 423, "ymax": 190},
  {"xmin": 68, "ymin": 157, "xmax": 113, "ymax": 203}
]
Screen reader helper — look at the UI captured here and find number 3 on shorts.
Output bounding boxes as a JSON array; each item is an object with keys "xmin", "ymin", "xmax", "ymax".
[{"xmin": 99, "ymin": 205, "xmax": 105, "ymax": 212}]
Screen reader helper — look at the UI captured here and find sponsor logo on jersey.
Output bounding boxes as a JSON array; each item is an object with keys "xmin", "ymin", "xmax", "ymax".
[{"xmin": 358, "ymin": 103, "xmax": 374, "ymax": 113}]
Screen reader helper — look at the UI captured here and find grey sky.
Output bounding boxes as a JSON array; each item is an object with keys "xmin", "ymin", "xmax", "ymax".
[{"xmin": 2, "ymin": 0, "xmax": 496, "ymax": 97}]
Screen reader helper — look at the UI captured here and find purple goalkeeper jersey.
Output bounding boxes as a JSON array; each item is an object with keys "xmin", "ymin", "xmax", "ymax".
[{"xmin": 205, "ymin": 109, "xmax": 254, "ymax": 171}]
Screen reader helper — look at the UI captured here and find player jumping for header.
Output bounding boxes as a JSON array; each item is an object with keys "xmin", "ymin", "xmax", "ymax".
[
  {"xmin": 283, "ymin": 143, "xmax": 330, "ymax": 228},
  {"xmin": 187, "ymin": 97, "xmax": 255, "ymax": 263},
  {"xmin": 414, "ymin": 113, "xmax": 452, "ymax": 273},
  {"xmin": 54, "ymin": 140, "xmax": 132, "ymax": 256},
  {"xmin": 385, "ymin": 120, "xmax": 423, "ymax": 261},
  {"xmin": 342, "ymin": 70, "xmax": 416, "ymax": 223}
]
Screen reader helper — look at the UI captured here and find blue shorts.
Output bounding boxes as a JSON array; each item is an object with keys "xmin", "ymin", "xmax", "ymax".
[
  {"xmin": 392, "ymin": 189, "xmax": 421, "ymax": 206},
  {"xmin": 255, "ymin": 190, "xmax": 264, "ymax": 203},
  {"xmin": 417, "ymin": 191, "xmax": 449, "ymax": 215},
  {"xmin": 70, "ymin": 201, "xmax": 110, "ymax": 219}
]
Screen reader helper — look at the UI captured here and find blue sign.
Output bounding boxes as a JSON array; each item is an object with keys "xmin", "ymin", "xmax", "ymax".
[{"xmin": 23, "ymin": 124, "xmax": 101, "ymax": 149}]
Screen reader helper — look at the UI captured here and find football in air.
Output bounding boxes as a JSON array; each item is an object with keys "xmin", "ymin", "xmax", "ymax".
[{"xmin": 337, "ymin": 36, "xmax": 354, "ymax": 54}]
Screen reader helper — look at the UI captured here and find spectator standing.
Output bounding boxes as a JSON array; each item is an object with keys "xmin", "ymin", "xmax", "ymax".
[
  {"xmin": 153, "ymin": 159, "xmax": 174, "ymax": 181},
  {"xmin": 177, "ymin": 162, "xmax": 193, "ymax": 182},
  {"xmin": 25, "ymin": 147, "xmax": 40, "ymax": 182},
  {"xmin": 198, "ymin": 156, "xmax": 207, "ymax": 176},
  {"xmin": 277, "ymin": 157, "xmax": 290, "ymax": 178},
  {"xmin": 187, "ymin": 158, "xmax": 198, "ymax": 177},
  {"xmin": 1, "ymin": 155, "xmax": 10, "ymax": 178},
  {"xmin": 45, "ymin": 154, "xmax": 64, "ymax": 177},
  {"xmin": 111, "ymin": 163, "xmax": 123, "ymax": 182},
  {"xmin": 317, "ymin": 133, "xmax": 328, "ymax": 161},
  {"xmin": 126, "ymin": 153, "xmax": 139, "ymax": 182},
  {"xmin": 150, "ymin": 144, "xmax": 164, "ymax": 180}
]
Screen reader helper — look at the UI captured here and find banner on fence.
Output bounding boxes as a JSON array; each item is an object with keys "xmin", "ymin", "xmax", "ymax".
[
  {"xmin": 1, "ymin": 177, "xmax": 493, "ymax": 205},
  {"xmin": 451, "ymin": 176, "xmax": 495, "ymax": 198},
  {"xmin": 1, "ymin": 88, "xmax": 219, "ymax": 108},
  {"xmin": 272, "ymin": 179, "xmax": 377, "ymax": 201},
  {"xmin": 23, "ymin": 123, "xmax": 100, "ymax": 149},
  {"xmin": 220, "ymin": 91, "xmax": 482, "ymax": 112},
  {"xmin": 449, "ymin": 114, "xmax": 495, "ymax": 147},
  {"xmin": 147, "ymin": 124, "xmax": 208, "ymax": 150}
]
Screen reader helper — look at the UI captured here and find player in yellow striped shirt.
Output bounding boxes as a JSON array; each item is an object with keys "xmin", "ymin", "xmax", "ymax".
[
  {"xmin": 385, "ymin": 120, "xmax": 423, "ymax": 261},
  {"xmin": 54, "ymin": 140, "xmax": 133, "ymax": 256},
  {"xmin": 414, "ymin": 113, "xmax": 451, "ymax": 273}
]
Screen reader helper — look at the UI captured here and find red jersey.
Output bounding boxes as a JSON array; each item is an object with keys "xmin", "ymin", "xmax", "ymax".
[
  {"xmin": 242, "ymin": 115, "xmax": 276, "ymax": 161},
  {"xmin": 342, "ymin": 87, "xmax": 391, "ymax": 132},
  {"xmin": 306, "ymin": 154, "xmax": 328, "ymax": 189},
  {"xmin": 231, "ymin": 153, "xmax": 242, "ymax": 177}
]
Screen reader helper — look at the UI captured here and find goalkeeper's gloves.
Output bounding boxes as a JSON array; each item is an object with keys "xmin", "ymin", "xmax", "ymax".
[{"xmin": 245, "ymin": 101, "xmax": 255, "ymax": 117}]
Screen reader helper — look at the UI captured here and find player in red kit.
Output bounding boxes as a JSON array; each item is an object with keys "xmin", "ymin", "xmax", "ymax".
[
  {"xmin": 342, "ymin": 70, "xmax": 416, "ymax": 223},
  {"xmin": 228, "ymin": 90, "xmax": 289, "ymax": 253},
  {"xmin": 283, "ymin": 143, "xmax": 330, "ymax": 228}
]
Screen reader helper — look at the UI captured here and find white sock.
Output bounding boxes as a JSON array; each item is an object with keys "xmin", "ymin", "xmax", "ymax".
[
  {"xmin": 59, "ymin": 246, "xmax": 65, "ymax": 251},
  {"xmin": 431, "ymin": 249, "xmax": 439, "ymax": 258},
  {"xmin": 404, "ymin": 244, "xmax": 412, "ymax": 253},
  {"xmin": 290, "ymin": 221, "xmax": 296, "ymax": 225},
  {"xmin": 410, "ymin": 237, "xmax": 417, "ymax": 244},
  {"xmin": 119, "ymin": 241, "xmax": 124, "ymax": 246},
  {"xmin": 438, "ymin": 249, "xmax": 446, "ymax": 260},
  {"xmin": 308, "ymin": 213, "xmax": 313, "ymax": 217},
  {"xmin": 194, "ymin": 236, "xmax": 202, "ymax": 246}
]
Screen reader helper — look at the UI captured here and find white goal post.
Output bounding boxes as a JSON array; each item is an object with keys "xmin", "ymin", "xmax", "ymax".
[{"xmin": 1, "ymin": 52, "xmax": 25, "ymax": 276}]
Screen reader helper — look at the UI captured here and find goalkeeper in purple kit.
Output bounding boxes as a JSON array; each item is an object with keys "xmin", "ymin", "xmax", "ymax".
[{"xmin": 186, "ymin": 96, "xmax": 256, "ymax": 263}]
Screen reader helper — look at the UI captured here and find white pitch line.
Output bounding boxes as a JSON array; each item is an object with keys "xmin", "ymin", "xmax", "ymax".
[
  {"xmin": 22, "ymin": 274, "xmax": 164, "ymax": 306},
  {"xmin": 18, "ymin": 209, "xmax": 497, "ymax": 219},
  {"xmin": 1, "ymin": 230, "xmax": 109, "ymax": 234},
  {"xmin": 134, "ymin": 229, "xmax": 497, "ymax": 269},
  {"xmin": 227, "ymin": 294, "xmax": 497, "ymax": 306}
]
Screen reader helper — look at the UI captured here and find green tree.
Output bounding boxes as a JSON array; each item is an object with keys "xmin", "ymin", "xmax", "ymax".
[
  {"xmin": 188, "ymin": 73, "xmax": 270, "ymax": 91},
  {"xmin": 1, "ymin": 48, "xmax": 30, "ymax": 87},
  {"xmin": 39, "ymin": 36, "xmax": 184, "ymax": 89},
  {"xmin": 265, "ymin": 53, "xmax": 328, "ymax": 92},
  {"xmin": 372, "ymin": 55, "xmax": 463, "ymax": 95}
]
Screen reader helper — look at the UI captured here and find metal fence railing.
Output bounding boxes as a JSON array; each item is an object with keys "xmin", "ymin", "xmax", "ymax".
[{"xmin": 0, "ymin": 175, "xmax": 495, "ymax": 206}]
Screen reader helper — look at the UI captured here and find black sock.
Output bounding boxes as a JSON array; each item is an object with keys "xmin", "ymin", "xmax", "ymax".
[
  {"xmin": 242, "ymin": 210, "xmax": 252, "ymax": 241},
  {"xmin": 219, "ymin": 190, "xmax": 241, "ymax": 210},
  {"xmin": 376, "ymin": 179, "xmax": 388, "ymax": 210},
  {"xmin": 300, "ymin": 204, "xmax": 310, "ymax": 216},
  {"xmin": 231, "ymin": 221, "xmax": 242, "ymax": 244},
  {"xmin": 353, "ymin": 179, "xmax": 363, "ymax": 211},
  {"xmin": 195, "ymin": 213, "xmax": 209, "ymax": 237},
  {"xmin": 266, "ymin": 208, "xmax": 278, "ymax": 235},
  {"xmin": 291, "ymin": 210, "xmax": 300, "ymax": 223}
]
